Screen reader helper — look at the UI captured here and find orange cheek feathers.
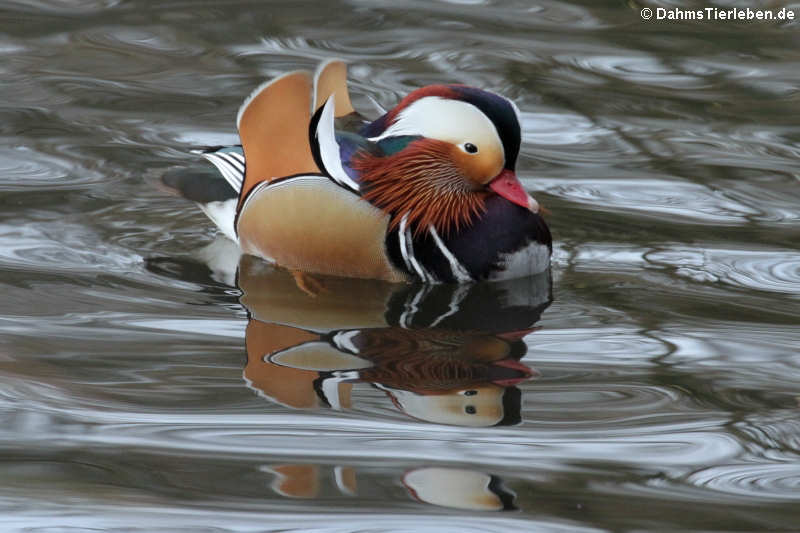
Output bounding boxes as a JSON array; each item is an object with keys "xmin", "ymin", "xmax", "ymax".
[{"xmin": 450, "ymin": 145, "xmax": 504, "ymax": 188}]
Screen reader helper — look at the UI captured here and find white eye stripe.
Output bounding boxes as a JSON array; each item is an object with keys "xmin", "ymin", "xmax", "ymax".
[{"xmin": 369, "ymin": 96, "xmax": 504, "ymax": 161}]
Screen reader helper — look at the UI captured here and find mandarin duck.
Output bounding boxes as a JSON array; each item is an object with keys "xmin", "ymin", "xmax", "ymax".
[{"xmin": 163, "ymin": 60, "xmax": 551, "ymax": 283}]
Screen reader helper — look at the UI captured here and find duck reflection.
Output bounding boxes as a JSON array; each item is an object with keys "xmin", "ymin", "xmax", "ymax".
[
  {"xmin": 146, "ymin": 246, "xmax": 548, "ymax": 511},
  {"xmin": 403, "ymin": 467, "xmax": 516, "ymax": 511},
  {"xmin": 259, "ymin": 462, "xmax": 516, "ymax": 511},
  {"xmin": 238, "ymin": 254, "xmax": 551, "ymax": 426}
]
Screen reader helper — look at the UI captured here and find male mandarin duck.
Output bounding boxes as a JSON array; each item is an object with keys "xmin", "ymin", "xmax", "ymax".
[{"xmin": 163, "ymin": 59, "xmax": 551, "ymax": 283}]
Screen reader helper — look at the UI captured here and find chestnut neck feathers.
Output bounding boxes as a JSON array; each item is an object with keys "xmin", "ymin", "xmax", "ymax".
[
  {"xmin": 352, "ymin": 85, "xmax": 523, "ymax": 238},
  {"xmin": 353, "ymin": 138, "xmax": 488, "ymax": 236}
]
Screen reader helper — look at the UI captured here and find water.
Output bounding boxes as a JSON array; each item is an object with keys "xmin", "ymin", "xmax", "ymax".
[{"xmin": 1, "ymin": 0, "xmax": 799, "ymax": 531}]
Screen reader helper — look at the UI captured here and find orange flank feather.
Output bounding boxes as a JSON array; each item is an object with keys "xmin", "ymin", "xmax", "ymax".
[
  {"xmin": 353, "ymin": 139, "xmax": 488, "ymax": 236},
  {"xmin": 237, "ymin": 71, "xmax": 320, "ymax": 209},
  {"xmin": 314, "ymin": 60, "xmax": 355, "ymax": 116}
]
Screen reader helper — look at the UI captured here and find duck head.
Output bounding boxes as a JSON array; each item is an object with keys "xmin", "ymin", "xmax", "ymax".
[{"xmin": 354, "ymin": 85, "xmax": 539, "ymax": 235}]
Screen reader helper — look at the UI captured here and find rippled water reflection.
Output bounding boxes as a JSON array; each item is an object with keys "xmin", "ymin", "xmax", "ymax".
[{"xmin": 1, "ymin": 0, "xmax": 799, "ymax": 531}]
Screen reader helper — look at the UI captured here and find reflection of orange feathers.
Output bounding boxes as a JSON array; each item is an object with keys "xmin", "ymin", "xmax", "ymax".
[
  {"xmin": 244, "ymin": 321, "xmax": 353, "ymax": 409},
  {"xmin": 340, "ymin": 328, "xmax": 524, "ymax": 393},
  {"xmin": 244, "ymin": 321, "xmax": 321, "ymax": 409},
  {"xmin": 267, "ymin": 463, "xmax": 357, "ymax": 499},
  {"xmin": 269, "ymin": 464, "xmax": 320, "ymax": 498},
  {"xmin": 347, "ymin": 328, "xmax": 512, "ymax": 361}
]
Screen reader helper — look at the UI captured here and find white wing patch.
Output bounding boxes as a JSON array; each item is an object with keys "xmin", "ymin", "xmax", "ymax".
[{"xmin": 314, "ymin": 96, "xmax": 360, "ymax": 192}]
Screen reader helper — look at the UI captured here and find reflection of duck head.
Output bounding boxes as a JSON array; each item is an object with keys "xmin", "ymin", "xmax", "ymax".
[
  {"xmin": 403, "ymin": 467, "xmax": 516, "ymax": 511},
  {"xmin": 381, "ymin": 385, "xmax": 522, "ymax": 427},
  {"xmin": 239, "ymin": 255, "xmax": 551, "ymax": 425},
  {"xmin": 259, "ymin": 462, "xmax": 513, "ymax": 513}
]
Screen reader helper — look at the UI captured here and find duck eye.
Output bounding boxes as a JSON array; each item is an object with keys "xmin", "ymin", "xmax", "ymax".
[{"xmin": 463, "ymin": 143, "xmax": 478, "ymax": 154}]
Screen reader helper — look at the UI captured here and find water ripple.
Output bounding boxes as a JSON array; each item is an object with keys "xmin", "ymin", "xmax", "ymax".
[
  {"xmin": 2, "ymin": 0, "xmax": 122, "ymax": 14},
  {"xmin": 0, "ymin": 391, "xmax": 745, "ymax": 473},
  {"xmin": 736, "ymin": 413, "xmax": 800, "ymax": 459},
  {"xmin": 529, "ymin": 326, "xmax": 668, "ymax": 363},
  {"xmin": 685, "ymin": 463, "xmax": 800, "ymax": 501},
  {"xmin": 648, "ymin": 247, "xmax": 800, "ymax": 295},
  {"xmin": 0, "ymin": 146, "xmax": 104, "ymax": 190},
  {"xmin": 557, "ymin": 53, "xmax": 707, "ymax": 89},
  {"xmin": 0, "ymin": 506, "xmax": 599, "ymax": 533},
  {"xmin": 536, "ymin": 176, "xmax": 761, "ymax": 224},
  {"xmin": 0, "ymin": 221, "xmax": 140, "ymax": 274}
]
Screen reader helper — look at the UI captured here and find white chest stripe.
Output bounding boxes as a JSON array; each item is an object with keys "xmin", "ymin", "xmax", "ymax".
[
  {"xmin": 397, "ymin": 214, "xmax": 415, "ymax": 273},
  {"xmin": 428, "ymin": 225, "xmax": 473, "ymax": 282},
  {"xmin": 398, "ymin": 214, "xmax": 433, "ymax": 282}
]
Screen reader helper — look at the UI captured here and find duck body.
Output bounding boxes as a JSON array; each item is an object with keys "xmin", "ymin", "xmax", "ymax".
[{"xmin": 163, "ymin": 60, "xmax": 551, "ymax": 283}]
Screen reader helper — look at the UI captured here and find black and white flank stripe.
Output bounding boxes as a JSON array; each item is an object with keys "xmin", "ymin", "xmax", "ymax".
[{"xmin": 194, "ymin": 147, "xmax": 246, "ymax": 193}]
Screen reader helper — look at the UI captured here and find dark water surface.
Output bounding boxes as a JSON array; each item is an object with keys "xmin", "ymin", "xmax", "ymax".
[{"xmin": 1, "ymin": 1, "xmax": 799, "ymax": 531}]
